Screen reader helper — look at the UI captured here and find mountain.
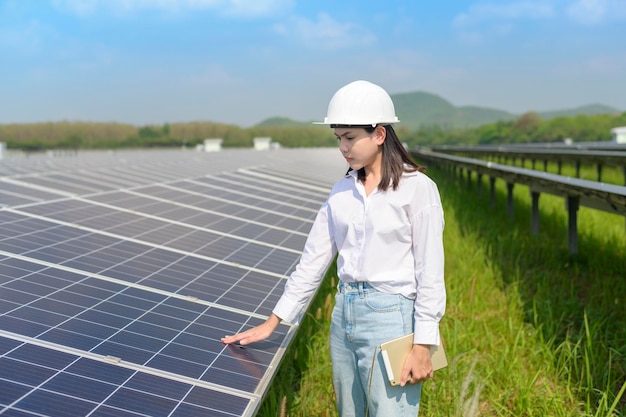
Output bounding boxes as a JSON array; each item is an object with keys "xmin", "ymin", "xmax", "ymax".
[
  {"xmin": 254, "ymin": 117, "xmax": 312, "ymax": 127},
  {"xmin": 535, "ymin": 104, "xmax": 619, "ymax": 119},
  {"xmin": 255, "ymin": 92, "xmax": 622, "ymax": 130},
  {"xmin": 391, "ymin": 91, "xmax": 516, "ymax": 130}
]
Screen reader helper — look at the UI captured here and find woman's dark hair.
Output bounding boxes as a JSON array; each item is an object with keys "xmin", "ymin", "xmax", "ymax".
[{"xmin": 334, "ymin": 124, "xmax": 426, "ymax": 192}]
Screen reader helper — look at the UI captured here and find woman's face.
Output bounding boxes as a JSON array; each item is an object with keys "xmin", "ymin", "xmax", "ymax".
[{"xmin": 334, "ymin": 126, "xmax": 385, "ymax": 172}]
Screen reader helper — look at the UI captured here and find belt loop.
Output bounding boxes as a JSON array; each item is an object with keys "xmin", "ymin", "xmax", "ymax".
[{"xmin": 358, "ymin": 282, "xmax": 365, "ymax": 298}]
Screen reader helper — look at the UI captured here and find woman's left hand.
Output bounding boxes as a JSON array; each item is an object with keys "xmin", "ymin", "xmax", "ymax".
[{"xmin": 399, "ymin": 344, "xmax": 433, "ymax": 386}]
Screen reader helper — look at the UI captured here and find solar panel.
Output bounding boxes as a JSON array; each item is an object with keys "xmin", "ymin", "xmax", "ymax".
[
  {"xmin": 0, "ymin": 147, "xmax": 346, "ymax": 416},
  {"xmin": 1, "ymin": 335, "xmax": 254, "ymax": 416}
]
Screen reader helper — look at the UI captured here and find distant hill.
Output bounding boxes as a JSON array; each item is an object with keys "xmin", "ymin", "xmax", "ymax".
[
  {"xmin": 392, "ymin": 91, "xmax": 516, "ymax": 130},
  {"xmin": 255, "ymin": 117, "xmax": 312, "ymax": 127},
  {"xmin": 255, "ymin": 92, "xmax": 622, "ymax": 130},
  {"xmin": 535, "ymin": 104, "xmax": 620, "ymax": 119}
]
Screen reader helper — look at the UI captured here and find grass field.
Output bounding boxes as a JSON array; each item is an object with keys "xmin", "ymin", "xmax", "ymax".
[{"xmin": 258, "ymin": 163, "xmax": 626, "ymax": 417}]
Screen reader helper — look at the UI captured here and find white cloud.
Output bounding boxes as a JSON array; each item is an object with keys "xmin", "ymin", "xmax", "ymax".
[
  {"xmin": 566, "ymin": 0, "xmax": 626, "ymax": 24},
  {"xmin": 453, "ymin": 0, "xmax": 626, "ymax": 28},
  {"xmin": 452, "ymin": 1, "xmax": 554, "ymax": 45},
  {"xmin": 453, "ymin": 1, "xmax": 554, "ymax": 28},
  {"xmin": 51, "ymin": 0, "xmax": 104, "ymax": 16},
  {"xmin": 221, "ymin": 0, "xmax": 294, "ymax": 18},
  {"xmin": 0, "ymin": 19, "xmax": 47, "ymax": 52},
  {"xmin": 567, "ymin": 0, "xmax": 607, "ymax": 24},
  {"xmin": 273, "ymin": 13, "xmax": 376, "ymax": 50},
  {"xmin": 51, "ymin": 0, "xmax": 294, "ymax": 18}
]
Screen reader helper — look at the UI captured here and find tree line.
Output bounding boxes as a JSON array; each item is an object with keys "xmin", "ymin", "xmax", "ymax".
[
  {"xmin": 1, "ymin": 111, "xmax": 625, "ymax": 151},
  {"xmin": 406, "ymin": 111, "xmax": 626, "ymax": 147},
  {"xmin": 0, "ymin": 121, "xmax": 337, "ymax": 151}
]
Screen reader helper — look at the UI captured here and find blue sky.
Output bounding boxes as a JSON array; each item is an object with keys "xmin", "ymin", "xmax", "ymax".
[{"xmin": 1, "ymin": 0, "xmax": 625, "ymax": 127}]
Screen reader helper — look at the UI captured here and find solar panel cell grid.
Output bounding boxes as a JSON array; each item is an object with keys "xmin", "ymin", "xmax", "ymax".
[
  {"xmin": 14, "ymin": 176, "xmax": 95, "ymax": 195},
  {"xmin": 0, "ymin": 337, "xmax": 252, "ymax": 417},
  {"xmin": 0, "ymin": 255, "xmax": 291, "ymax": 388},
  {"xmin": 0, "ymin": 148, "xmax": 346, "ymax": 416},
  {"xmin": 0, "ymin": 182, "xmax": 62, "ymax": 205}
]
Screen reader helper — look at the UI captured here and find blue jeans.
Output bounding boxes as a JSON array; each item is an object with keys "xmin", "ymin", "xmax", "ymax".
[{"xmin": 330, "ymin": 281, "xmax": 421, "ymax": 417}]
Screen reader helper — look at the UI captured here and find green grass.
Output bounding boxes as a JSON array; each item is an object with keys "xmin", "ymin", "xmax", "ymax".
[{"xmin": 258, "ymin": 164, "xmax": 626, "ymax": 417}]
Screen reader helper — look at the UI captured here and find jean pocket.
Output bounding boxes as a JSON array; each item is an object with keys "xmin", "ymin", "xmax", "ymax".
[{"xmin": 364, "ymin": 291, "xmax": 402, "ymax": 312}]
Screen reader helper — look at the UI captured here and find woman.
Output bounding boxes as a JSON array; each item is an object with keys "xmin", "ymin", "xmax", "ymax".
[{"xmin": 222, "ymin": 80, "xmax": 446, "ymax": 417}]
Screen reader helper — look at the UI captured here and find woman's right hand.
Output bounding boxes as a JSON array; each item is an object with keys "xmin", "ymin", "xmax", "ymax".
[{"xmin": 221, "ymin": 313, "xmax": 282, "ymax": 346}]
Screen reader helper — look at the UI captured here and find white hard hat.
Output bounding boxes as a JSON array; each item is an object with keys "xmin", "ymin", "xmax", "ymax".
[{"xmin": 315, "ymin": 80, "xmax": 399, "ymax": 126}]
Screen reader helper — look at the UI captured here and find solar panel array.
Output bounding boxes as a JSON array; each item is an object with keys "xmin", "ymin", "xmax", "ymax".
[{"xmin": 0, "ymin": 148, "xmax": 346, "ymax": 416}]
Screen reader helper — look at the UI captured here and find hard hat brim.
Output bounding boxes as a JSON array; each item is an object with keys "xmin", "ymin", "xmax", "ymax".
[{"xmin": 312, "ymin": 117, "xmax": 400, "ymax": 126}]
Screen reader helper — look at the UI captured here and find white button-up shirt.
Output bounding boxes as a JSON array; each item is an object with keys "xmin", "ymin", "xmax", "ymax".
[{"xmin": 273, "ymin": 168, "xmax": 446, "ymax": 345}]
